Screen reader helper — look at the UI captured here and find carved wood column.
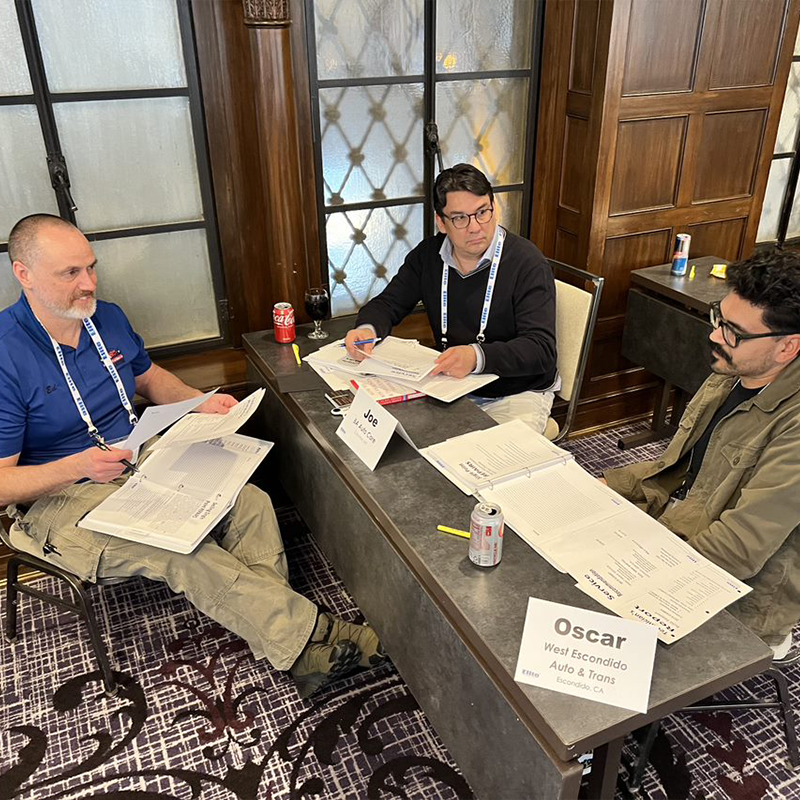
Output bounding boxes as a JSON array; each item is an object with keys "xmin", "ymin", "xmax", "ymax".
[{"xmin": 243, "ymin": 0, "xmax": 319, "ymax": 321}]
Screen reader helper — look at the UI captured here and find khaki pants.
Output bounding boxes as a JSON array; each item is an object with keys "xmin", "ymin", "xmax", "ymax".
[
  {"xmin": 471, "ymin": 390, "xmax": 555, "ymax": 434},
  {"xmin": 8, "ymin": 482, "xmax": 317, "ymax": 671}
]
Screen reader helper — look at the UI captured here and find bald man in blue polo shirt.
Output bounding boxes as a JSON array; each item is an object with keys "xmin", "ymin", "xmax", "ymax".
[{"xmin": 0, "ymin": 214, "xmax": 383, "ymax": 698}]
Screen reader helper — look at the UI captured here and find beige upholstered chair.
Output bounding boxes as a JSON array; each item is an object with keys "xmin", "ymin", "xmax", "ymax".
[{"xmin": 544, "ymin": 260, "xmax": 604, "ymax": 442}]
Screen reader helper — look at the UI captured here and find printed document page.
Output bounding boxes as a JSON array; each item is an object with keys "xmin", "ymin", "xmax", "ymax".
[
  {"xmin": 358, "ymin": 337, "xmax": 439, "ymax": 381},
  {"xmin": 120, "ymin": 389, "xmax": 217, "ymax": 454},
  {"xmin": 81, "ymin": 434, "xmax": 273, "ymax": 553},
  {"xmin": 420, "ymin": 419, "xmax": 572, "ymax": 494},
  {"xmin": 387, "ymin": 371, "xmax": 499, "ymax": 403},
  {"xmin": 151, "ymin": 388, "xmax": 265, "ymax": 450},
  {"xmin": 577, "ymin": 560, "xmax": 752, "ymax": 643},
  {"xmin": 303, "ymin": 340, "xmax": 363, "ymax": 376},
  {"xmin": 480, "ymin": 459, "xmax": 625, "ymax": 555}
]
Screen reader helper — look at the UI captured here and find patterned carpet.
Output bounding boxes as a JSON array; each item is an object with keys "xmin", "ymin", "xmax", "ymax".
[{"xmin": 1, "ymin": 420, "xmax": 798, "ymax": 800}]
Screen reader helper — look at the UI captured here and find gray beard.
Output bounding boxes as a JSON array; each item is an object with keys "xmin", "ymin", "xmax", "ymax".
[{"xmin": 56, "ymin": 297, "xmax": 97, "ymax": 320}]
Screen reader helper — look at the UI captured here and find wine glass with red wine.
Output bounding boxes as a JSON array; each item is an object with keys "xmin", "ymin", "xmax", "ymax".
[{"xmin": 305, "ymin": 286, "xmax": 330, "ymax": 340}]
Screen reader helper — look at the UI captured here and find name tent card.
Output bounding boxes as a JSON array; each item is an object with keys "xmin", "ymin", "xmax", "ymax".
[
  {"xmin": 335, "ymin": 387, "xmax": 416, "ymax": 470},
  {"xmin": 514, "ymin": 598, "xmax": 657, "ymax": 713}
]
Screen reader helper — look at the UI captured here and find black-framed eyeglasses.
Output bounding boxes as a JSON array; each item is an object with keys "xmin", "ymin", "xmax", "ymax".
[
  {"xmin": 439, "ymin": 206, "xmax": 494, "ymax": 229},
  {"xmin": 709, "ymin": 301, "xmax": 798, "ymax": 348}
]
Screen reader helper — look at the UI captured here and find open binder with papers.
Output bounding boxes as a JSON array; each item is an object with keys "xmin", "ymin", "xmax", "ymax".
[
  {"xmin": 421, "ymin": 419, "xmax": 752, "ymax": 643},
  {"xmin": 80, "ymin": 390, "xmax": 272, "ymax": 554}
]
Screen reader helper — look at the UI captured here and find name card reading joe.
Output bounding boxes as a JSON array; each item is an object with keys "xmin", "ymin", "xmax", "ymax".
[
  {"xmin": 335, "ymin": 387, "xmax": 416, "ymax": 470},
  {"xmin": 514, "ymin": 597, "xmax": 657, "ymax": 713}
]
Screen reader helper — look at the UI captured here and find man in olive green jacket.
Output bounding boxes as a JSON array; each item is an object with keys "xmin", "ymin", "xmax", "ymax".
[{"xmin": 604, "ymin": 250, "xmax": 800, "ymax": 655}]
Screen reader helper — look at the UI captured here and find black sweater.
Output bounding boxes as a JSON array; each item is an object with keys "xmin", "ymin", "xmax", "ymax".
[{"xmin": 355, "ymin": 230, "xmax": 557, "ymax": 398}]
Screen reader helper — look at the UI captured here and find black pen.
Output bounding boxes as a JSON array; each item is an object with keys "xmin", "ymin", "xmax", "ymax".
[{"xmin": 91, "ymin": 438, "xmax": 139, "ymax": 473}]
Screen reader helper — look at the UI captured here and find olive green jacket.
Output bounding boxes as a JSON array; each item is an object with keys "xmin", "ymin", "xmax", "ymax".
[{"xmin": 604, "ymin": 355, "xmax": 800, "ymax": 646}]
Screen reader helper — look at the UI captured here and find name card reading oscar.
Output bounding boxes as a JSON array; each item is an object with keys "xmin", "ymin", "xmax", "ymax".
[
  {"xmin": 514, "ymin": 597, "xmax": 657, "ymax": 713},
  {"xmin": 335, "ymin": 387, "xmax": 416, "ymax": 470}
]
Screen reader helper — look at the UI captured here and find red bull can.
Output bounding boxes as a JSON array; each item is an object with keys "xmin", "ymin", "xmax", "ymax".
[
  {"xmin": 273, "ymin": 302, "xmax": 296, "ymax": 343},
  {"xmin": 670, "ymin": 233, "xmax": 691, "ymax": 277},
  {"xmin": 469, "ymin": 502, "xmax": 504, "ymax": 567}
]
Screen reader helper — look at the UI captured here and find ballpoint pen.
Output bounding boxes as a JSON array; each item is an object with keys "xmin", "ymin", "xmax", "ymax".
[
  {"xmin": 339, "ymin": 337, "xmax": 382, "ymax": 347},
  {"xmin": 91, "ymin": 437, "xmax": 139, "ymax": 473}
]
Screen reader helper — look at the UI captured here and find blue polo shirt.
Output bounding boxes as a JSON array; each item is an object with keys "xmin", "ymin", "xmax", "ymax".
[{"xmin": 0, "ymin": 294, "xmax": 152, "ymax": 466}]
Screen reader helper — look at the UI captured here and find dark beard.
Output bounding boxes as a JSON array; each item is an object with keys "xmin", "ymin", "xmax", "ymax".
[{"xmin": 710, "ymin": 342, "xmax": 733, "ymax": 372}]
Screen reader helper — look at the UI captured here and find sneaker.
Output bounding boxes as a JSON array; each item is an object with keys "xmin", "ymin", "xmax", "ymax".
[
  {"xmin": 314, "ymin": 612, "xmax": 386, "ymax": 669},
  {"xmin": 290, "ymin": 639, "xmax": 361, "ymax": 699}
]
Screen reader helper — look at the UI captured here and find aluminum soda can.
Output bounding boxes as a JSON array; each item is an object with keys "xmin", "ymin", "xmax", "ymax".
[
  {"xmin": 670, "ymin": 233, "xmax": 691, "ymax": 277},
  {"xmin": 469, "ymin": 501, "xmax": 504, "ymax": 567},
  {"xmin": 273, "ymin": 302, "xmax": 296, "ymax": 343}
]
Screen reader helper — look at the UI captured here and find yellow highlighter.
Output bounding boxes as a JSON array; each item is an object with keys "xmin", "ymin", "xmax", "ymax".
[
  {"xmin": 292, "ymin": 343, "xmax": 302, "ymax": 366},
  {"xmin": 437, "ymin": 524, "xmax": 471, "ymax": 540}
]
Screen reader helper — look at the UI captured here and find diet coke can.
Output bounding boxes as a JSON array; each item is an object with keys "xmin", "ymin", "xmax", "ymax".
[
  {"xmin": 469, "ymin": 501, "xmax": 504, "ymax": 567},
  {"xmin": 273, "ymin": 302, "xmax": 296, "ymax": 343}
]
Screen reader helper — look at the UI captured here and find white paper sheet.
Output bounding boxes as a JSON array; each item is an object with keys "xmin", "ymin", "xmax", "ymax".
[
  {"xmin": 150, "ymin": 388, "xmax": 265, "ymax": 450},
  {"xmin": 120, "ymin": 389, "xmax": 218, "ymax": 454},
  {"xmin": 420, "ymin": 419, "xmax": 572, "ymax": 494}
]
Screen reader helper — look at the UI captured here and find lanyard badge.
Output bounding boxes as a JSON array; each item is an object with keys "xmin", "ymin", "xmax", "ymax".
[
  {"xmin": 36, "ymin": 313, "xmax": 138, "ymax": 444},
  {"xmin": 440, "ymin": 227, "xmax": 505, "ymax": 349}
]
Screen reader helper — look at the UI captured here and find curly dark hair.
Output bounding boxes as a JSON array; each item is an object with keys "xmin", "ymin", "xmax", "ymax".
[
  {"xmin": 433, "ymin": 164, "xmax": 493, "ymax": 216},
  {"xmin": 726, "ymin": 248, "xmax": 800, "ymax": 333}
]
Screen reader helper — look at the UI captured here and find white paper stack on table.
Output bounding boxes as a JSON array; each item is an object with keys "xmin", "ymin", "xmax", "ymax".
[
  {"xmin": 81, "ymin": 389, "xmax": 272, "ymax": 554},
  {"xmin": 303, "ymin": 336, "xmax": 498, "ymax": 402},
  {"xmin": 422, "ymin": 419, "xmax": 751, "ymax": 643}
]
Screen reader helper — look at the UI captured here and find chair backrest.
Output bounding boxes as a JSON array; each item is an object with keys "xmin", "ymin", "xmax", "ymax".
[{"xmin": 548, "ymin": 260, "xmax": 604, "ymax": 442}]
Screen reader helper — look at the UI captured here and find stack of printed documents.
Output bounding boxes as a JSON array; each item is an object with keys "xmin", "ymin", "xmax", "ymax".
[
  {"xmin": 421, "ymin": 419, "xmax": 752, "ymax": 643},
  {"xmin": 303, "ymin": 336, "xmax": 498, "ymax": 403},
  {"xmin": 81, "ymin": 389, "xmax": 272, "ymax": 554}
]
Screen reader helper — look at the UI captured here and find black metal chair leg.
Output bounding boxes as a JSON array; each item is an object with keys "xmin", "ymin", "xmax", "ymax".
[
  {"xmin": 5, "ymin": 555, "xmax": 20, "ymax": 641},
  {"xmin": 64, "ymin": 573, "xmax": 119, "ymax": 696},
  {"xmin": 629, "ymin": 721, "xmax": 661, "ymax": 789},
  {"xmin": 768, "ymin": 667, "xmax": 800, "ymax": 769}
]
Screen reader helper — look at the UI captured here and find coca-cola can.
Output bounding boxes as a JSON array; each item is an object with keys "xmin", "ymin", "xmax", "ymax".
[
  {"xmin": 273, "ymin": 302, "xmax": 296, "ymax": 343},
  {"xmin": 469, "ymin": 501, "xmax": 504, "ymax": 567}
]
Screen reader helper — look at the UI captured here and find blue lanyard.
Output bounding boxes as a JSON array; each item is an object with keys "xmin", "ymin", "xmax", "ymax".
[
  {"xmin": 36, "ymin": 314, "xmax": 138, "ymax": 443},
  {"xmin": 440, "ymin": 228, "xmax": 505, "ymax": 348}
]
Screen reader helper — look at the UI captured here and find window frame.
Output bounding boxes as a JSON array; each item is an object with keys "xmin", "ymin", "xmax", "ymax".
[{"xmin": 0, "ymin": 0, "xmax": 228, "ymax": 358}]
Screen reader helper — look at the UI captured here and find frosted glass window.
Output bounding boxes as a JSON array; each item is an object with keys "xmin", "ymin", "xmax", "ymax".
[
  {"xmin": 775, "ymin": 63, "xmax": 800, "ymax": 153},
  {"xmin": 54, "ymin": 98, "xmax": 203, "ymax": 233},
  {"xmin": 756, "ymin": 159, "xmax": 790, "ymax": 242},
  {"xmin": 0, "ymin": 1, "xmax": 32, "ymax": 95},
  {"xmin": 320, "ymin": 84, "xmax": 424, "ymax": 206},
  {"xmin": 494, "ymin": 191, "xmax": 522, "ymax": 235},
  {"xmin": 0, "ymin": 105, "xmax": 59, "ymax": 243},
  {"xmin": 92, "ymin": 230, "xmax": 219, "ymax": 347},
  {"xmin": 437, "ymin": 78, "xmax": 529, "ymax": 186},
  {"xmin": 786, "ymin": 180, "xmax": 800, "ymax": 240},
  {"xmin": 327, "ymin": 203, "xmax": 423, "ymax": 316},
  {"xmin": 0, "ymin": 252, "xmax": 21, "ymax": 310},
  {"xmin": 437, "ymin": 0, "xmax": 533, "ymax": 73},
  {"xmin": 31, "ymin": 0, "xmax": 186, "ymax": 93},
  {"xmin": 315, "ymin": 0, "xmax": 423, "ymax": 80}
]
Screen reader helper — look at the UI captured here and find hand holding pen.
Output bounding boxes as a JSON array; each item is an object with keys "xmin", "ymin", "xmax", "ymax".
[
  {"xmin": 89, "ymin": 435, "xmax": 139, "ymax": 477},
  {"xmin": 344, "ymin": 328, "xmax": 381, "ymax": 360}
]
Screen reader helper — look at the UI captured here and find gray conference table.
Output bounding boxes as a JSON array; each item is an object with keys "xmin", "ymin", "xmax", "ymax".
[{"xmin": 244, "ymin": 317, "xmax": 772, "ymax": 800}]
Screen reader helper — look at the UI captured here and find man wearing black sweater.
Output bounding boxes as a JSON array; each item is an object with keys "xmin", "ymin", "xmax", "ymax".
[{"xmin": 344, "ymin": 164, "xmax": 558, "ymax": 432}]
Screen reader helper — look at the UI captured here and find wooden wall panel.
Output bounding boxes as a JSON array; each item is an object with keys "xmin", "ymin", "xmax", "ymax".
[
  {"xmin": 602, "ymin": 229, "xmax": 672, "ymax": 316},
  {"xmin": 559, "ymin": 116, "xmax": 589, "ymax": 213},
  {"xmin": 708, "ymin": 0, "xmax": 787, "ymax": 89},
  {"xmin": 693, "ymin": 110, "xmax": 767, "ymax": 202},
  {"xmin": 533, "ymin": 0, "xmax": 799, "ymax": 433},
  {"xmin": 609, "ymin": 117, "xmax": 686, "ymax": 214},
  {"xmin": 570, "ymin": 0, "xmax": 600, "ymax": 94},
  {"xmin": 622, "ymin": 0, "xmax": 704, "ymax": 95},
  {"xmin": 686, "ymin": 218, "xmax": 746, "ymax": 260}
]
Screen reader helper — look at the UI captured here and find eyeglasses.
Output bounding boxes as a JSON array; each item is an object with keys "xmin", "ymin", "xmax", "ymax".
[
  {"xmin": 439, "ymin": 206, "xmax": 494, "ymax": 229},
  {"xmin": 709, "ymin": 301, "xmax": 798, "ymax": 348}
]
